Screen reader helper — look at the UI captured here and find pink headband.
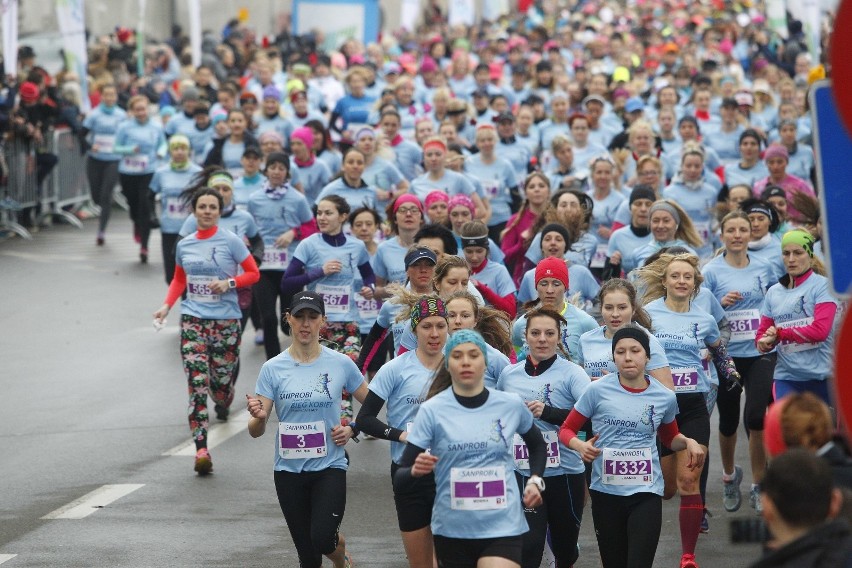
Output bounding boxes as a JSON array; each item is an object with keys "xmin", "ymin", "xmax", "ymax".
[
  {"xmin": 425, "ymin": 190, "xmax": 450, "ymax": 208},
  {"xmin": 393, "ymin": 193, "xmax": 424, "ymax": 214},
  {"xmin": 447, "ymin": 194, "xmax": 476, "ymax": 217},
  {"xmin": 764, "ymin": 144, "xmax": 789, "ymax": 162}
]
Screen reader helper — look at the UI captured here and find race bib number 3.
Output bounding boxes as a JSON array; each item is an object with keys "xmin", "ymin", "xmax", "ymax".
[
  {"xmin": 671, "ymin": 367, "xmax": 699, "ymax": 392},
  {"xmin": 602, "ymin": 447, "xmax": 653, "ymax": 486},
  {"xmin": 279, "ymin": 421, "xmax": 328, "ymax": 459},
  {"xmin": 450, "ymin": 466, "xmax": 507, "ymax": 510},
  {"xmin": 187, "ymin": 275, "xmax": 220, "ymax": 303},
  {"xmin": 513, "ymin": 432, "xmax": 560, "ymax": 469},
  {"xmin": 729, "ymin": 309, "xmax": 760, "ymax": 342}
]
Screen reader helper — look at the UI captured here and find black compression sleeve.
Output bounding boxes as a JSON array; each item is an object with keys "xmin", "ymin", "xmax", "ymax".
[
  {"xmin": 540, "ymin": 405, "xmax": 571, "ymax": 426},
  {"xmin": 248, "ymin": 233, "xmax": 264, "ymax": 265},
  {"xmin": 519, "ymin": 423, "xmax": 547, "ymax": 477},
  {"xmin": 392, "ymin": 443, "xmax": 428, "ymax": 491},
  {"xmin": 355, "ymin": 391, "xmax": 405, "ymax": 441}
]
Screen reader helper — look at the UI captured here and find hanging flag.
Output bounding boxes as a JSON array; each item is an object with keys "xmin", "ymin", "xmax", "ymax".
[
  {"xmin": 1, "ymin": 0, "xmax": 17, "ymax": 77},
  {"xmin": 448, "ymin": 0, "xmax": 475, "ymax": 26},
  {"xmin": 188, "ymin": 0, "xmax": 201, "ymax": 69},
  {"xmin": 55, "ymin": 0, "xmax": 90, "ymax": 111}
]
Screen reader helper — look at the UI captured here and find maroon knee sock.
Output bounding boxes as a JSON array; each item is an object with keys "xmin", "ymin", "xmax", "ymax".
[{"xmin": 679, "ymin": 494, "xmax": 704, "ymax": 555}]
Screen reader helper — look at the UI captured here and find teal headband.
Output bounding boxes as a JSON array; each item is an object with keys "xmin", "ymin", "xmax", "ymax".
[{"xmin": 443, "ymin": 329, "xmax": 488, "ymax": 368}]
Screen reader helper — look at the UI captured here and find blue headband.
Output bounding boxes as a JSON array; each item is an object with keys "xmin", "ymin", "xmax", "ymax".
[{"xmin": 443, "ymin": 329, "xmax": 488, "ymax": 368}]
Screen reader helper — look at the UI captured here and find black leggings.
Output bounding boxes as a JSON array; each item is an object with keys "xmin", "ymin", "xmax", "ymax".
[
  {"xmin": 119, "ymin": 173, "xmax": 154, "ymax": 249},
  {"xmin": 274, "ymin": 468, "xmax": 346, "ymax": 568},
  {"xmin": 161, "ymin": 232, "xmax": 179, "ymax": 285},
  {"xmin": 717, "ymin": 354, "xmax": 777, "ymax": 436},
  {"xmin": 254, "ymin": 270, "xmax": 285, "ymax": 359},
  {"xmin": 87, "ymin": 157, "xmax": 120, "ymax": 233},
  {"xmin": 590, "ymin": 490, "xmax": 662, "ymax": 568},
  {"xmin": 516, "ymin": 472, "xmax": 584, "ymax": 568}
]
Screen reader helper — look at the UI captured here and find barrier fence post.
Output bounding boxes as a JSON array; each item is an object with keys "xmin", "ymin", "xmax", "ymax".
[{"xmin": 0, "ymin": 137, "xmax": 38, "ymax": 240}]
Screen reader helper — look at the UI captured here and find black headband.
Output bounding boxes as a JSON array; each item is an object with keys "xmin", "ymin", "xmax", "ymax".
[
  {"xmin": 612, "ymin": 326, "xmax": 651, "ymax": 359},
  {"xmin": 461, "ymin": 235, "xmax": 490, "ymax": 249}
]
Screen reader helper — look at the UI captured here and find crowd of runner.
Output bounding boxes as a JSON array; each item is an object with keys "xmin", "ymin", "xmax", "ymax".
[{"xmin": 4, "ymin": 0, "xmax": 851, "ymax": 566}]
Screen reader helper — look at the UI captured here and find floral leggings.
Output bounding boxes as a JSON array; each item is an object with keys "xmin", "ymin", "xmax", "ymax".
[
  {"xmin": 180, "ymin": 315, "xmax": 241, "ymax": 449},
  {"xmin": 320, "ymin": 321, "xmax": 360, "ymax": 421}
]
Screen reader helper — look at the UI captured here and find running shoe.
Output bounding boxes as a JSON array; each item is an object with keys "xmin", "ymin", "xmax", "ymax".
[
  {"xmin": 749, "ymin": 485, "xmax": 763, "ymax": 514},
  {"xmin": 215, "ymin": 404, "xmax": 230, "ymax": 422},
  {"xmin": 344, "ymin": 553, "xmax": 354, "ymax": 567},
  {"xmin": 722, "ymin": 465, "xmax": 744, "ymax": 512},
  {"xmin": 96, "ymin": 232, "xmax": 105, "ymax": 246},
  {"xmin": 700, "ymin": 508, "xmax": 711, "ymax": 534},
  {"xmin": 140, "ymin": 248, "xmax": 149, "ymax": 264},
  {"xmin": 680, "ymin": 553, "xmax": 699, "ymax": 568},
  {"xmin": 254, "ymin": 329, "xmax": 264, "ymax": 345},
  {"xmin": 194, "ymin": 448, "xmax": 212, "ymax": 475}
]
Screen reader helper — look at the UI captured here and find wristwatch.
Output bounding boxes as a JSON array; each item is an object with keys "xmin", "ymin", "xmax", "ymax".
[
  {"xmin": 526, "ymin": 475, "xmax": 545, "ymax": 492},
  {"xmin": 228, "ymin": 278, "xmax": 237, "ymax": 289}
]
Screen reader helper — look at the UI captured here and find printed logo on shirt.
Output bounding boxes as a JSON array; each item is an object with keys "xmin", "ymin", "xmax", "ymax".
[
  {"xmin": 490, "ymin": 418, "xmax": 510, "ymax": 449},
  {"xmin": 536, "ymin": 384, "xmax": 554, "ymax": 406},
  {"xmin": 640, "ymin": 404, "xmax": 656, "ymax": 427},
  {"xmin": 313, "ymin": 373, "xmax": 334, "ymax": 400}
]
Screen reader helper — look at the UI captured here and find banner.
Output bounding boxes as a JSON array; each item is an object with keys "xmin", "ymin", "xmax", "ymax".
[
  {"xmin": 55, "ymin": 0, "xmax": 90, "ymax": 112},
  {"xmin": 136, "ymin": 0, "xmax": 146, "ymax": 76},
  {"xmin": 188, "ymin": 0, "xmax": 201, "ymax": 69},
  {"xmin": 766, "ymin": 0, "xmax": 788, "ymax": 39},
  {"xmin": 482, "ymin": 0, "xmax": 510, "ymax": 21},
  {"xmin": 1, "ymin": 0, "xmax": 17, "ymax": 77},
  {"xmin": 448, "ymin": 0, "xmax": 475, "ymax": 26},
  {"xmin": 292, "ymin": 0, "xmax": 379, "ymax": 52},
  {"xmin": 400, "ymin": 0, "xmax": 419, "ymax": 31}
]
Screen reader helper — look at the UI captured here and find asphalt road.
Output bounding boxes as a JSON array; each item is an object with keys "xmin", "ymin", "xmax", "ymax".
[{"xmin": 0, "ymin": 215, "xmax": 764, "ymax": 567}]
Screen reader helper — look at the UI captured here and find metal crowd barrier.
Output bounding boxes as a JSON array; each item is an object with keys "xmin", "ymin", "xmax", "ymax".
[
  {"xmin": 0, "ymin": 137, "xmax": 39, "ymax": 240},
  {"xmin": 42, "ymin": 128, "xmax": 87, "ymax": 229}
]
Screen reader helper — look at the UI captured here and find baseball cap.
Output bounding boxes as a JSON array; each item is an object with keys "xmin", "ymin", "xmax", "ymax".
[
  {"xmin": 582, "ymin": 94, "xmax": 606, "ymax": 107},
  {"xmin": 290, "ymin": 291, "xmax": 325, "ymax": 316},
  {"xmin": 405, "ymin": 247, "xmax": 438, "ymax": 269},
  {"xmin": 495, "ymin": 111, "xmax": 515, "ymax": 123},
  {"xmin": 625, "ymin": 97, "xmax": 644, "ymax": 113},
  {"xmin": 242, "ymin": 146, "xmax": 262, "ymax": 158}
]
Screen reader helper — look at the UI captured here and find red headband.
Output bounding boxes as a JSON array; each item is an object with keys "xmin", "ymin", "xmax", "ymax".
[{"xmin": 423, "ymin": 139, "xmax": 447, "ymax": 153}]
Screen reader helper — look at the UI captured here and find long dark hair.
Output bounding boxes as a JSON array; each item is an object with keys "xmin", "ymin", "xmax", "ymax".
[
  {"xmin": 180, "ymin": 166, "xmax": 231, "ymax": 207},
  {"xmin": 524, "ymin": 307, "xmax": 569, "ymax": 359}
]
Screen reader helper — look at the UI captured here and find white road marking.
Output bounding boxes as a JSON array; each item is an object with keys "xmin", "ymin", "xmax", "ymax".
[
  {"xmin": 0, "ymin": 555, "xmax": 17, "ymax": 564},
  {"xmin": 41, "ymin": 484, "xmax": 145, "ymax": 520},
  {"xmin": 162, "ymin": 410, "xmax": 250, "ymax": 456}
]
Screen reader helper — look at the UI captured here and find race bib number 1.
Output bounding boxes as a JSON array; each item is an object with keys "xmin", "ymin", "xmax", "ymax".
[{"xmin": 450, "ymin": 466, "xmax": 507, "ymax": 510}]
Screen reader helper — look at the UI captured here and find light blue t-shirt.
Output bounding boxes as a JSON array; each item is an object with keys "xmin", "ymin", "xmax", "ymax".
[
  {"xmin": 372, "ymin": 236, "xmax": 409, "ymax": 284},
  {"xmin": 115, "ymin": 119, "xmax": 166, "ymax": 175},
  {"xmin": 179, "ymin": 208, "xmax": 259, "ymax": 240},
  {"xmin": 233, "ymin": 173, "xmax": 266, "ymax": 209},
  {"xmin": 577, "ymin": 325, "xmax": 669, "ymax": 380},
  {"xmin": 588, "ymin": 189, "xmax": 626, "ymax": 244},
  {"xmin": 390, "ymin": 139, "xmax": 422, "ymax": 181},
  {"xmin": 573, "ymin": 373, "xmax": 678, "ymax": 496},
  {"xmin": 316, "ymin": 178, "xmax": 377, "ymax": 219},
  {"xmin": 292, "ymin": 159, "xmax": 332, "ymax": 206},
  {"xmin": 394, "ymin": 334, "xmax": 510, "ymax": 389},
  {"xmin": 376, "ymin": 298, "xmax": 408, "ymax": 354},
  {"xmin": 496, "ymin": 358, "xmax": 590, "ymax": 476},
  {"xmin": 149, "ymin": 163, "xmax": 203, "ymax": 233},
  {"xmin": 702, "ymin": 254, "xmax": 776, "ymax": 358},
  {"xmin": 175, "ymin": 227, "xmax": 250, "ymax": 319},
  {"xmin": 362, "ymin": 157, "xmax": 406, "ymax": 215},
  {"xmin": 704, "ymin": 125, "xmax": 745, "ymax": 164},
  {"xmin": 465, "ymin": 154, "xmax": 517, "ymax": 226},
  {"xmin": 293, "ymin": 233, "xmax": 371, "ymax": 323},
  {"xmin": 83, "ymin": 104, "xmax": 127, "ymax": 161},
  {"xmin": 407, "ymin": 387, "xmax": 534, "ymax": 539},
  {"xmin": 472, "ymin": 260, "xmax": 517, "ymax": 300},
  {"xmin": 496, "ymin": 139, "xmax": 532, "ymax": 186},
  {"xmin": 748, "ymin": 236, "xmax": 785, "ymax": 281},
  {"xmin": 761, "ymin": 272, "xmax": 838, "ymax": 382},
  {"xmin": 368, "ymin": 350, "xmax": 436, "ymax": 464},
  {"xmin": 644, "ymin": 297, "xmax": 720, "ymax": 393},
  {"xmin": 608, "ymin": 226, "xmax": 654, "ymax": 273},
  {"xmin": 410, "ymin": 170, "xmax": 477, "ymax": 202},
  {"xmin": 722, "ymin": 161, "xmax": 769, "ymax": 189},
  {"xmin": 255, "ymin": 347, "xmax": 366, "ymax": 472},
  {"xmin": 662, "ymin": 181, "xmax": 718, "ymax": 258},
  {"xmin": 248, "ymin": 187, "xmax": 314, "ymax": 271},
  {"xmin": 525, "ymin": 231, "xmax": 597, "ymax": 267}
]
